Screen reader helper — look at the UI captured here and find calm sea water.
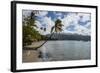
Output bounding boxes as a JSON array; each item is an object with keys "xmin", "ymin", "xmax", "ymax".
[{"xmin": 38, "ymin": 40, "xmax": 91, "ymax": 61}]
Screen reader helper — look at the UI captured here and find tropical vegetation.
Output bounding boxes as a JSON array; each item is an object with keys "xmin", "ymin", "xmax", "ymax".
[
  {"xmin": 23, "ymin": 11, "xmax": 46, "ymax": 46},
  {"xmin": 23, "ymin": 10, "xmax": 64, "ymax": 49}
]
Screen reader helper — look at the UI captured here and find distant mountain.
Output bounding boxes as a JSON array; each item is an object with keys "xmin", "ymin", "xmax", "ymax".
[{"xmin": 45, "ymin": 33, "xmax": 91, "ymax": 41}]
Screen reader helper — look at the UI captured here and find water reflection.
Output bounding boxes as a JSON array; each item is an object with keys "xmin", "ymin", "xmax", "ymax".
[{"xmin": 38, "ymin": 40, "xmax": 91, "ymax": 61}]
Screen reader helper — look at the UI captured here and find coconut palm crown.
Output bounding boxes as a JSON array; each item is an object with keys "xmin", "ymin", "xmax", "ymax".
[{"xmin": 51, "ymin": 19, "xmax": 63, "ymax": 33}]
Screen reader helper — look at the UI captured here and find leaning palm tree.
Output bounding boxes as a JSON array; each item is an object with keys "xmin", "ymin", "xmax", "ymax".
[
  {"xmin": 51, "ymin": 19, "xmax": 63, "ymax": 33},
  {"xmin": 51, "ymin": 19, "xmax": 63, "ymax": 39},
  {"xmin": 24, "ymin": 18, "xmax": 63, "ymax": 51},
  {"xmin": 36, "ymin": 19, "xmax": 63, "ymax": 49}
]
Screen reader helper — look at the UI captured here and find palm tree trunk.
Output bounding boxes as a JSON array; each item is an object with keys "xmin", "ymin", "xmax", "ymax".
[{"xmin": 36, "ymin": 33, "xmax": 54, "ymax": 49}]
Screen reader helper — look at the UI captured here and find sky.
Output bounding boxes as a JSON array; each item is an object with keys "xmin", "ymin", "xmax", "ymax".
[{"xmin": 23, "ymin": 10, "xmax": 91, "ymax": 36}]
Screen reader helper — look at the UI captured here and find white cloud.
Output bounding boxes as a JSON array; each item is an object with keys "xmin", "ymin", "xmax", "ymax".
[
  {"xmin": 54, "ymin": 12, "xmax": 64, "ymax": 20},
  {"xmin": 62, "ymin": 13, "xmax": 79, "ymax": 27},
  {"xmin": 61, "ymin": 13, "xmax": 91, "ymax": 35},
  {"xmin": 35, "ymin": 11, "xmax": 91, "ymax": 36},
  {"xmin": 85, "ymin": 22, "xmax": 91, "ymax": 29},
  {"xmin": 35, "ymin": 16, "xmax": 54, "ymax": 35},
  {"xmin": 34, "ymin": 20, "xmax": 46, "ymax": 35},
  {"xmin": 35, "ymin": 20, "xmax": 41, "ymax": 28},
  {"xmin": 56, "ymin": 12, "xmax": 62, "ymax": 17},
  {"xmin": 23, "ymin": 10, "xmax": 48, "ymax": 18},
  {"xmin": 35, "ymin": 11, "xmax": 48, "ymax": 17},
  {"xmin": 22, "ymin": 10, "xmax": 32, "ymax": 17},
  {"xmin": 77, "ymin": 13, "xmax": 90, "ymax": 22},
  {"xmin": 42, "ymin": 17, "xmax": 54, "ymax": 35},
  {"xmin": 75, "ymin": 25, "xmax": 90, "ymax": 35},
  {"xmin": 43, "ymin": 17, "xmax": 54, "ymax": 26},
  {"xmin": 62, "ymin": 13, "xmax": 79, "ymax": 32}
]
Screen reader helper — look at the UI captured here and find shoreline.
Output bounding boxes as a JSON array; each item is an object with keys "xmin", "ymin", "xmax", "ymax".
[
  {"xmin": 22, "ymin": 41, "xmax": 90, "ymax": 63},
  {"xmin": 24, "ymin": 41, "xmax": 45, "ymax": 50}
]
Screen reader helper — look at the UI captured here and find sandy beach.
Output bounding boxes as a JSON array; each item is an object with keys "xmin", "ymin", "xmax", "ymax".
[
  {"xmin": 24, "ymin": 41, "xmax": 45, "ymax": 50},
  {"xmin": 23, "ymin": 50, "xmax": 42, "ymax": 62},
  {"xmin": 23, "ymin": 41, "xmax": 45, "ymax": 62}
]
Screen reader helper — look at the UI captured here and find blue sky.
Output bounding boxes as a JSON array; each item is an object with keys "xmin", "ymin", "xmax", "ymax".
[{"xmin": 23, "ymin": 10, "xmax": 91, "ymax": 35}]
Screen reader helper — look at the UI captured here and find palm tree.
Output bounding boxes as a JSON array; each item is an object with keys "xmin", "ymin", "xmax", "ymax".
[
  {"xmin": 51, "ymin": 19, "xmax": 63, "ymax": 33},
  {"xmin": 23, "ymin": 18, "xmax": 63, "ymax": 50},
  {"xmin": 51, "ymin": 19, "xmax": 63, "ymax": 39},
  {"xmin": 23, "ymin": 11, "xmax": 38, "ymax": 46},
  {"xmin": 36, "ymin": 19, "xmax": 63, "ymax": 49},
  {"xmin": 25, "ymin": 11, "xmax": 37, "ymax": 28}
]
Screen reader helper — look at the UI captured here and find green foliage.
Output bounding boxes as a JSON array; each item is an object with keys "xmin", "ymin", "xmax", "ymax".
[
  {"xmin": 23, "ymin": 12, "xmax": 46, "ymax": 46},
  {"xmin": 55, "ymin": 19, "xmax": 62, "ymax": 25},
  {"xmin": 51, "ymin": 19, "xmax": 63, "ymax": 33}
]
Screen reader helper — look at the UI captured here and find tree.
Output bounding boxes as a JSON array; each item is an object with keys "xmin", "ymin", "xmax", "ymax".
[
  {"xmin": 51, "ymin": 19, "xmax": 63, "ymax": 33},
  {"xmin": 23, "ymin": 11, "xmax": 37, "ymax": 46},
  {"xmin": 51, "ymin": 19, "xmax": 63, "ymax": 40},
  {"xmin": 23, "ymin": 11, "xmax": 46, "ymax": 46},
  {"xmin": 36, "ymin": 19, "xmax": 63, "ymax": 49}
]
